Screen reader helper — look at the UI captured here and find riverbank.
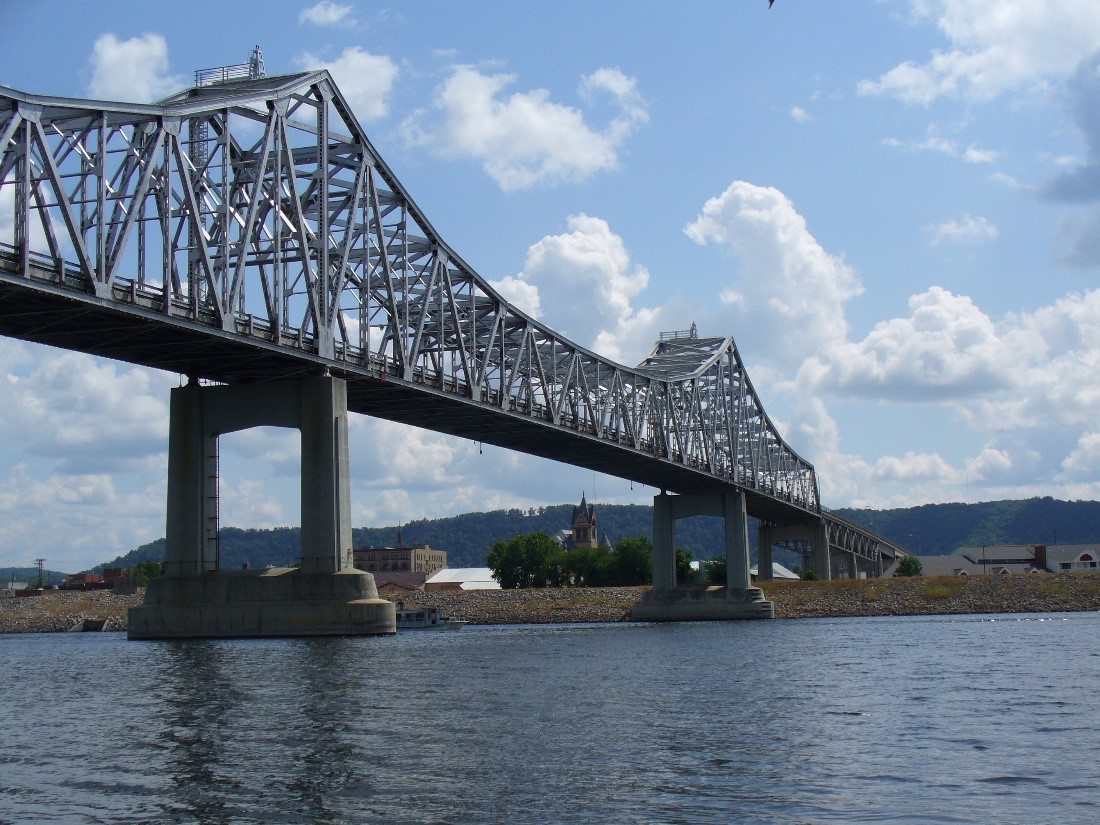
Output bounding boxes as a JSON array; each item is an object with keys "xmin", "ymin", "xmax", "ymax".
[{"xmin": 4, "ymin": 573, "xmax": 1100, "ymax": 633}]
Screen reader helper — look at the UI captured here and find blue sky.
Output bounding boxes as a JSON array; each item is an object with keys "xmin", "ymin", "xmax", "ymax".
[{"xmin": 2, "ymin": 0, "xmax": 1100, "ymax": 572}]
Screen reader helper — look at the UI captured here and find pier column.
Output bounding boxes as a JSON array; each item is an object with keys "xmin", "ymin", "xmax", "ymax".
[
  {"xmin": 811, "ymin": 520, "xmax": 831, "ymax": 580},
  {"xmin": 652, "ymin": 492, "xmax": 676, "ymax": 590},
  {"xmin": 757, "ymin": 525, "xmax": 774, "ymax": 582},
  {"xmin": 164, "ymin": 380, "xmax": 218, "ymax": 577},
  {"xmin": 724, "ymin": 490, "xmax": 751, "ymax": 591},
  {"xmin": 162, "ymin": 376, "xmax": 353, "ymax": 576},
  {"xmin": 299, "ymin": 377, "xmax": 351, "ymax": 574}
]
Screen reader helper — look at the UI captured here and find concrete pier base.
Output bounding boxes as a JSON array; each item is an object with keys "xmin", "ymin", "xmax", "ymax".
[
  {"xmin": 630, "ymin": 585, "xmax": 774, "ymax": 622},
  {"xmin": 128, "ymin": 568, "xmax": 396, "ymax": 639}
]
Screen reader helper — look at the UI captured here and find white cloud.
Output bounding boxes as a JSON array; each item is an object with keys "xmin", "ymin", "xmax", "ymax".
[
  {"xmin": 858, "ymin": 0, "xmax": 1100, "ymax": 104},
  {"xmin": 298, "ymin": 46, "xmax": 399, "ymax": 122},
  {"xmin": 86, "ymin": 33, "xmax": 182, "ymax": 102},
  {"xmin": 493, "ymin": 214, "xmax": 663, "ymax": 364},
  {"xmin": 0, "ymin": 187, "xmax": 71, "ymax": 258},
  {"xmin": 0, "ymin": 346, "xmax": 173, "ymax": 471},
  {"xmin": 926, "ymin": 214, "xmax": 999, "ymax": 244},
  {"xmin": 402, "ymin": 65, "xmax": 649, "ymax": 191},
  {"xmin": 0, "ymin": 464, "xmax": 164, "ymax": 572},
  {"xmin": 490, "ymin": 276, "xmax": 542, "ymax": 318},
  {"xmin": 684, "ymin": 181, "xmax": 863, "ymax": 370},
  {"xmin": 218, "ymin": 479, "xmax": 288, "ymax": 529},
  {"xmin": 966, "ymin": 446, "xmax": 1013, "ymax": 480},
  {"xmin": 298, "ymin": 1, "xmax": 354, "ymax": 26},
  {"xmin": 1060, "ymin": 431, "xmax": 1100, "ymax": 479},
  {"xmin": 873, "ymin": 451, "xmax": 962, "ymax": 483},
  {"xmin": 882, "ymin": 130, "xmax": 999, "ymax": 163},
  {"xmin": 796, "ymin": 286, "xmax": 1016, "ymax": 402},
  {"xmin": 790, "ymin": 106, "xmax": 813, "ymax": 123}
]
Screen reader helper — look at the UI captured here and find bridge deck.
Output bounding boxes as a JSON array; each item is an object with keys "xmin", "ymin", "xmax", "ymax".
[{"xmin": 0, "ymin": 252, "xmax": 811, "ymax": 524}]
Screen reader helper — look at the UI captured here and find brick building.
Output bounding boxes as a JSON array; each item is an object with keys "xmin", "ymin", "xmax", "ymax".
[{"xmin": 353, "ymin": 535, "xmax": 447, "ymax": 575}]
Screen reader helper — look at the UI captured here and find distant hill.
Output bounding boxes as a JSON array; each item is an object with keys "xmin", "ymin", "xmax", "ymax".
[
  {"xmin": 92, "ymin": 496, "xmax": 1100, "ymax": 573},
  {"xmin": 0, "ymin": 567, "xmax": 67, "ymax": 587},
  {"xmin": 834, "ymin": 497, "xmax": 1100, "ymax": 555}
]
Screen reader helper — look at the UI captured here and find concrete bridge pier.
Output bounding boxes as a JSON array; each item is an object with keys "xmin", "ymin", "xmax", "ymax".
[
  {"xmin": 631, "ymin": 490, "xmax": 773, "ymax": 621},
  {"xmin": 129, "ymin": 376, "xmax": 395, "ymax": 639},
  {"xmin": 759, "ymin": 520, "xmax": 832, "ymax": 580}
]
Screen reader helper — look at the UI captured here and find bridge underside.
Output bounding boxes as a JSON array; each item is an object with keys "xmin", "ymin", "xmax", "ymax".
[{"xmin": 0, "ymin": 268, "xmax": 816, "ymax": 527}]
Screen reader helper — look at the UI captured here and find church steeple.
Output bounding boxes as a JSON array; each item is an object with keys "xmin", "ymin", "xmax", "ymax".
[{"xmin": 571, "ymin": 492, "xmax": 598, "ymax": 548}]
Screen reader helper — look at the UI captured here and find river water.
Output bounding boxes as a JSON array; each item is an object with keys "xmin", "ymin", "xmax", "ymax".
[{"xmin": 2, "ymin": 613, "xmax": 1098, "ymax": 824}]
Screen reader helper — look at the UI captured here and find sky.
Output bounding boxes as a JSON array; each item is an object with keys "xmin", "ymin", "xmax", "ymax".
[{"xmin": 1, "ymin": 0, "xmax": 1099, "ymax": 572}]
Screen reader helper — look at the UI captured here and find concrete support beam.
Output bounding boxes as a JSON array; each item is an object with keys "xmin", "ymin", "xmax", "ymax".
[
  {"xmin": 812, "ymin": 520, "xmax": 831, "ymax": 580},
  {"xmin": 162, "ymin": 376, "xmax": 353, "ymax": 576},
  {"xmin": 724, "ymin": 490, "xmax": 751, "ymax": 591},
  {"xmin": 635, "ymin": 488, "xmax": 772, "ymax": 621},
  {"xmin": 137, "ymin": 375, "xmax": 394, "ymax": 639},
  {"xmin": 652, "ymin": 491, "xmax": 676, "ymax": 590},
  {"xmin": 164, "ymin": 381, "xmax": 216, "ymax": 577},
  {"xmin": 757, "ymin": 525, "xmax": 774, "ymax": 582},
  {"xmin": 299, "ymin": 377, "xmax": 351, "ymax": 574}
]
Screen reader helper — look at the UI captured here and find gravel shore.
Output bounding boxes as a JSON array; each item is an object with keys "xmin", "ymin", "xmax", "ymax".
[{"xmin": 3, "ymin": 573, "xmax": 1099, "ymax": 633}]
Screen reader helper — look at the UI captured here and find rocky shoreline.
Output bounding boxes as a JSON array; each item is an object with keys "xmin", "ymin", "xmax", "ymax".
[{"xmin": 3, "ymin": 573, "xmax": 1099, "ymax": 633}]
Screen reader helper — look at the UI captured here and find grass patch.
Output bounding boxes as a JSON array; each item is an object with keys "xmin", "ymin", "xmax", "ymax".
[
  {"xmin": 921, "ymin": 577, "xmax": 968, "ymax": 600},
  {"xmin": 862, "ymin": 584, "xmax": 884, "ymax": 603}
]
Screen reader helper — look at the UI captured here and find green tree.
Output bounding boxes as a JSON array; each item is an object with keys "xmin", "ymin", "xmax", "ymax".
[
  {"xmin": 675, "ymin": 549, "xmax": 697, "ymax": 584},
  {"xmin": 894, "ymin": 554, "xmax": 924, "ymax": 577},
  {"xmin": 487, "ymin": 532, "xmax": 564, "ymax": 588},
  {"xmin": 613, "ymin": 537, "xmax": 653, "ymax": 586},
  {"xmin": 704, "ymin": 555, "xmax": 727, "ymax": 585},
  {"xmin": 564, "ymin": 545, "xmax": 614, "ymax": 587},
  {"xmin": 128, "ymin": 560, "xmax": 164, "ymax": 585}
]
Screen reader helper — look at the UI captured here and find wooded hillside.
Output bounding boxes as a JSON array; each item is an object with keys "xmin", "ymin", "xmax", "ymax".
[{"xmin": 85, "ymin": 496, "xmax": 1100, "ymax": 575}]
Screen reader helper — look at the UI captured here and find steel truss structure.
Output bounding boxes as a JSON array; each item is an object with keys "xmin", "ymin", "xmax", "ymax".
[{"xmin": 0, "ymin": 68, "xmax": 897, "ymax": 559}]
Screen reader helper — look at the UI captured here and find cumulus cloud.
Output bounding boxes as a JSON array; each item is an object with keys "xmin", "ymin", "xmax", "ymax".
[
  {"xmin": 86, "ymin": 33, "xmax": 182, "ymax": 102},
  {"xmin": 789, "ymin": 106, "xmax": 813, "ymax": 123},
  {"xmin": 679, "ymin": 179, "xmax": 1100, "ymax": 505},
  {"xmin": 218, "ymin": 479, "xmax": 288, "ymax": 529},
  {"xmin": 491, "ymin": 214, "xmax": 663, "ymax": 364},
  {"xmin": 684, "ymin": 181, "xmax": 863, "ymax": 370},
  {"xmin": 298, "ymin": 1, "xmax": 354, "ymax": 26},
  {"xmin": 0, "ymin": 463, "xmax": 165, "ymax": 571},
  {"xmin": 796, "ymin": 287, "xmax": 1018, "ymax": 402},
  {"xmin": 1041, "ymin": 48, "xmax": 1100, "ymax": 202},
  {"xmin": 0, "ymin": 347, "xmax": 173, "ymax": 471},
  {"xmin": 402, "ymin": 65, "xmax": 649, "ymax": 191},
  {"xmin": 926, "ymin": 214, "xmax": 999, "ymax": 244},
  {"xmin": 790, "ymin": 280, "xmax": 1100, "ymax": 437},
  {"xmin": 858, "ymin": 0, "xmax": 1100, "ymax": 104},
  {"xmin": 1060, "ymin": 431, "xmax": 1100, "ymax": 478},
  {"xmin": 298, "ymin": 46, "xmax": 399, "ymax": 122}
]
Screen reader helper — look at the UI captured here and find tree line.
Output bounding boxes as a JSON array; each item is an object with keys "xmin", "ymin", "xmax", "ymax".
[{"xmin": 486, "ymin": 532, "xmax": 728, "ymax": 588}]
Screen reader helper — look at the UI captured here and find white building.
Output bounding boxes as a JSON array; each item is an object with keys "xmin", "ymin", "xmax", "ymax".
[{"xmin": 424, "ymin": 567, "xmax": 501, "ymax": 592}]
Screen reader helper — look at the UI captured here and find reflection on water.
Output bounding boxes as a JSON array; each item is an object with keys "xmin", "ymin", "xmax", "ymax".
[{"xmin": 2, "ymin": 614, "xmax": 1099, "ymax": 824}]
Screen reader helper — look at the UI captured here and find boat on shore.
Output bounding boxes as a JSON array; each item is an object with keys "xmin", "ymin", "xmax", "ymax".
[{"xmin": 394, "ymin": 603, "xmax": 468, "ymax": 630}]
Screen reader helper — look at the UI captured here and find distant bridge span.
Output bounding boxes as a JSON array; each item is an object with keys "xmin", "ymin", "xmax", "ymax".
[{"xmin": 0, "ymin": 67, "xmax": 901, "ymax": 582}]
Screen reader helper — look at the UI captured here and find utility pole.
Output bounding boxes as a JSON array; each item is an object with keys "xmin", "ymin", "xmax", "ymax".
[{"xmin": 34, "ymin": 558, "xmax": 45, "ymax": 589}]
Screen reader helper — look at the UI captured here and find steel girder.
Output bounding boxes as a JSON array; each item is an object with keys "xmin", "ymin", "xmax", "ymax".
[{"xmin": 0, "ymin": 71, "xmax": 821, "ymax": 516}]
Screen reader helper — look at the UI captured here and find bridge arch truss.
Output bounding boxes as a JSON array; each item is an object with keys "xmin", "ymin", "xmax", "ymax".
[{"xmin": 0, "ymin": 68, "xmax": 902, "ymax": 548}]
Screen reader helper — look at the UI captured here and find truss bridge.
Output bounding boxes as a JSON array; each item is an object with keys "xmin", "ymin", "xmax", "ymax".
[{"xmin": 0, "ymin": 61, "xmax": 903, "ymax": 622}]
